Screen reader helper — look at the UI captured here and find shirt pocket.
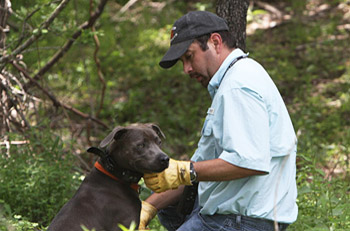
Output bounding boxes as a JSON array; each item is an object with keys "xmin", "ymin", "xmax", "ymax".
[{"xmin": 201, "ymin": 108, "xmax": 214, "ymax": 136}]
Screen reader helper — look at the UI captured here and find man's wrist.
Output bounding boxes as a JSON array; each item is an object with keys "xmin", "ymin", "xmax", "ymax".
[{"xmin": 190, "ymin": 162, "xmax": 198, "ymax": 183}]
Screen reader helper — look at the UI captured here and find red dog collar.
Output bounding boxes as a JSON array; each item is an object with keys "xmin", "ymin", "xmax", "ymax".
[{"xmin": 94, "ymin": 161, "xmax": 140, "ymax": 192}]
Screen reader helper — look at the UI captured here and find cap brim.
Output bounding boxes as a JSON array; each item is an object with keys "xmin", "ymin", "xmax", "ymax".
[{"xmin": 159, "ymin": 39, "xmax": 194, "ymax": 69}]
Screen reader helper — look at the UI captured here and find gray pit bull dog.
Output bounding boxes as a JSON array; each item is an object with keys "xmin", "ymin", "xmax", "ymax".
[{"xmin": 48, "ymin": 123, "xmax": 169, "ymax": 231}]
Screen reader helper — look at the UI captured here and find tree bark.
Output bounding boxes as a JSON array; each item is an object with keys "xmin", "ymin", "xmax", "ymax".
[
  {"xmin": 0, "ymin": 0, "xmax": 11, "ymax": 52},
  {"xmin": 216, "ymin": 0, "xmax": 249, "ymax": 51}
]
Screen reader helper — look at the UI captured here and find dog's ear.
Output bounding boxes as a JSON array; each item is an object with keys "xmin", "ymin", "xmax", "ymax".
[
  {"xmin": 99, "ymin": 126, "xmax": 127, "ymax": 148},
  {"xmin": 87, "ymin": 147, "xmax": 105, "ymax": 158},
  {"xmin": 113, "ymin": 128, "xmax": 128, "ymax": 141},
  {"xmin": 148, "ymin": 124, "xmax": 166, "ymax": 139}
]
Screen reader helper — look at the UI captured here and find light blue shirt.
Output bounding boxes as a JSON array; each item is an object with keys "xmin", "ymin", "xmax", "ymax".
[{"xmin": 191, "ymin": 48, "xmax": 298, "ymax": 223}]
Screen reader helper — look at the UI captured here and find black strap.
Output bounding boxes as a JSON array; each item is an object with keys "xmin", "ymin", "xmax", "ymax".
[
  {"xmin": 218, "ymin": 54, "xmax": 248, "ymax": 87},
  {"xmin": 87, "ymin": 146, "xmax": 143, "ymax": 184}
]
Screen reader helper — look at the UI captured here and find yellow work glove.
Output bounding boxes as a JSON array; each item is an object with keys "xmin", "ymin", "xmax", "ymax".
[
  {"xmin": 143, "ymin": 159, "xmax": 192, "ymax": 193},
  {"xmin": 138, "ymin": 201, "xmax": 157, "ymax": 230}
]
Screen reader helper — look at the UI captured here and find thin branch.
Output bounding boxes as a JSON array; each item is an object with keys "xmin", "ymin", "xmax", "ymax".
[
  {"xmin": 12, "ymin": 0, "xmax": 60, "ymax": 50},
  {"xmin": 0, "ymin": 0, "xmax": 11, "ymax": 52},
  {"xmin": 0, "ymin": 0, "xmax": 70, "ymax": 69},
  {"xmin": 0, "ymin": 81, "xmax": 11, "ymax": 132},
  {"xmin": 0, "ymin": 72, "xmax": 31, "ymax": 130},
  {"xmin": 120, "ymin": 0, "xmax": 138, "ymax": 13},
  {"xmin": 24, "ymin": 0, "xmax": 62, "ymax": 22},
  {"xmin": 254, "ymin": 0, "xmax": 283, "ymax": 19},
  {"xmin": 28, "ymin": 0, "xmax": 108, "ymax": 85},
  {"xmin": 89, "ymin": 0, "xmax": 106, "ymax": 118},
  {"xmin": 12, "ymin": 62, "xmax": 108, "ymax": 128},
  {"xmin": 0, "ymin": 140, "xmax": 29, "ymax": 145}
]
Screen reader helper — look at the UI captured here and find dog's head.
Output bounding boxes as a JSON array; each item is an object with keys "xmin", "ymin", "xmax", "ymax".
[{"xmin": 98, "ymin": 123, "xmax": 169, "ymax": 174}]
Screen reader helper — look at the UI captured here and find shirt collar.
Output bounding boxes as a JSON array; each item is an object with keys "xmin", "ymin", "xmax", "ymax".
[{"xmin": 208, "ymin": 48, "xmax": 246, "ymax": 98}]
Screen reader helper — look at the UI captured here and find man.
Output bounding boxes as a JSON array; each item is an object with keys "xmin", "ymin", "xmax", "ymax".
[{"xmin": 139, "ymin": 11, "xmax": 298, "ymax": 231}]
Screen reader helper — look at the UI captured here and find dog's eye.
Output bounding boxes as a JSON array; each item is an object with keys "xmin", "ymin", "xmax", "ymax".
[
  {"xmin": 154, "ymin": 138, "xmax": 162, "ymax": 146},
  {"xmin": 137, "ymin": 143, "xmax": 145, "ymax": 149}
]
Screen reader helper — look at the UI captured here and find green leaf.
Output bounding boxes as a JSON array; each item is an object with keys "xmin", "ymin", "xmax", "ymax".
[
  {"xmin": 298, "ymin": 185, "xmax": 312, "ymax": 195},
  {"xmin": 118, "ymin": 221, "xmax": 136, "ymax": 231},
  {"xmin": 332, "ymin": 208, "xmax": 343, "ymax": 216}
]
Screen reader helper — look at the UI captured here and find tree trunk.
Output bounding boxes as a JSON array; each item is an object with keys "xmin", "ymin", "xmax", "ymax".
[
  {"xmin": 0, "ymin": 0, "xmax": 11, "ymax": 52},
  {"xmin": 216, "ymin": 0, "xmax": 249, "ymax": 51}
]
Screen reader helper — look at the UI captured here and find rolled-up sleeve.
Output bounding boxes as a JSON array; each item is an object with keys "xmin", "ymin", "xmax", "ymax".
[{"xmin": 214, "ymin": 87, "xmax": 270, "ymax": 172}]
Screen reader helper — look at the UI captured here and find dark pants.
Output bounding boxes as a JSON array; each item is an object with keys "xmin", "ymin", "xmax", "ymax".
[{"xmin": 158, "ymin": 198, "xmax": 289, "ymax": 231}]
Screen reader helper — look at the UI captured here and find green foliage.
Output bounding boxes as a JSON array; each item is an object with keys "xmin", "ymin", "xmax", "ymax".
[
  {"xmin": 118, "ymin": 221, "xmax": 136, "ymax": 231},
  {"xmin": 1, "ymin": 0, "xmax": 350, "ymax": 230},
  {"xmin": 81, "ymin": 225, "xmax": 96, "ymax": 231},
  {"xmin": 0, "ymin": 127, "xmax": 82, "ymax": 228},
  {"xmin": 0, "ymin": 213, "xmax": 45, "ymax": 231},
  {"xmin": 289, "ymin": 155, "xmax": 350, "ymax": 230}
]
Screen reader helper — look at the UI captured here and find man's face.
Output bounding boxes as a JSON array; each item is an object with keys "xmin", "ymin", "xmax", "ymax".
[{"xmin": 180, "ymin": 41, "xmax": 217, "ymax": 88}]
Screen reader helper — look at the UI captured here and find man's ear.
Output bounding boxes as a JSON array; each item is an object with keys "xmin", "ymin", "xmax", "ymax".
[{"xmin": 209, "ymin": 33, "xmax": 223, "ymax": 53}]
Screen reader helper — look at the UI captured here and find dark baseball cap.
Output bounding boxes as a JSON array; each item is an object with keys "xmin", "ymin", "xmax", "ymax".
[{"xmin": 159, "ymin": 11, "xmax": 229, "ymax": 69}]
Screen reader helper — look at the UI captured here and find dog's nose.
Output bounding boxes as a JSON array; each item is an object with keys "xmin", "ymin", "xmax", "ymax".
[{"xmin": 160, "ymin": 155, "xmax": 170, "ymax": 166}]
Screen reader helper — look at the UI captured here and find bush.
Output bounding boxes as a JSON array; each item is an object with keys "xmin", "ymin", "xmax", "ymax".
[
  {"xmin": 289, "ymin": 154, "xmax": 350, "ymax": 230},
  {"xmin": 0, "ymin": 127, "xmax": 82, "ymax": 227}
]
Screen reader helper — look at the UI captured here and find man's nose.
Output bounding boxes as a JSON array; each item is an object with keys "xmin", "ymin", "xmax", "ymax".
[{"xmin": 183, "ymin": 61, "xmax": 192, "ymax": 74}]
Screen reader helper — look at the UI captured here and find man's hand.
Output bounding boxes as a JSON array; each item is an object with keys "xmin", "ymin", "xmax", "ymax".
[
  {"xmin": 143, "ymin": 159, "xmax": 192, "ymax": 193},
  {"xmin": 138, "ymin": 201, "xmax": 158, "ymax": 230}
]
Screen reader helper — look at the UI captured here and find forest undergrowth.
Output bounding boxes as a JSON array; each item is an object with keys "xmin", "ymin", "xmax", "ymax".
[{"xmin": 1, "ymin": 0, "xmax": 350, "ymax": 230}]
